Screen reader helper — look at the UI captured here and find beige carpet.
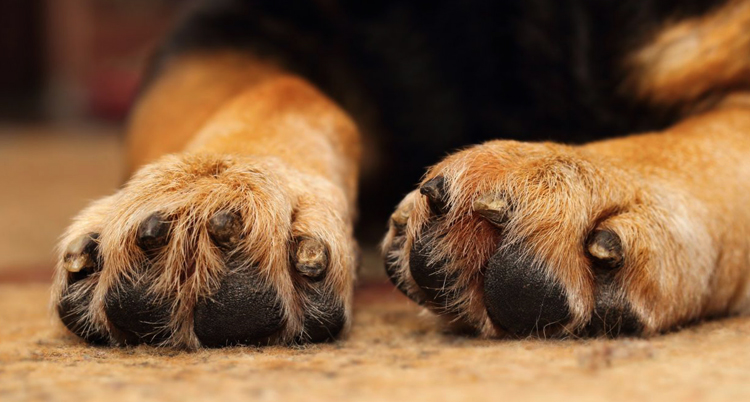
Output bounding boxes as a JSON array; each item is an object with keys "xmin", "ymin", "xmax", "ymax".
[
  {"xmin": 1, "ymin": 282, "xmax": 749, "ymax": 402},
  {"xmin": 1, "ymin": 125, "xmax": 749, "ymax": 402}
]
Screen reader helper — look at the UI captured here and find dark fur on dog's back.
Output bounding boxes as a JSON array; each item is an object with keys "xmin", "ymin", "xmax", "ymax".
[{"xmin": 149, "ymin": 0, "xmax": 724, "ymax": 239}]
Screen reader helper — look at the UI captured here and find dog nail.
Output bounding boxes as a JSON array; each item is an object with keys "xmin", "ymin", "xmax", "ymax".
[
  {"xmin": 64, "ymin": 233, "xmax": 99, "ymax": 273},
  {"xmin": 294, "ymin": 237, "xmax": 328, "ymax": 280},
  {"xmin": 208, "ymin": 211, "xmax": 243, "ymax": 247},
  {"xmin": 588, "ymin": 229, "xmax": 624, "ymax": 268},
  {"xmin": 473, "ymin": 194, "xmax": 510, "ymax": 226},
  {"xmin": 420, "ymin": 176, "xmax": 449, "ymax": 214},
  {"xmin": 390, "ymin": 207, "xmax": 411, "ymax": 229},
  {"xmin": 137, "ymin": 212, "xmax": 171, "ymax": 250}
]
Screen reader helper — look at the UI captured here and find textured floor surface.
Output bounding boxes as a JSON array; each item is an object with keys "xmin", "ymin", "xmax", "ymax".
[
  {"xmin": 1, "ymin": 126, "xmax": 749, "ymax": 402},
  {"xmin": 1, "ymin": 282, "xmax": 749, "ymax": 402}
]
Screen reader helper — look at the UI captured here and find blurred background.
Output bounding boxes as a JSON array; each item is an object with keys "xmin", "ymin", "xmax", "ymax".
[{"xmin": 0, "ymin": 0, "xmax": 182, "ymax": 281}]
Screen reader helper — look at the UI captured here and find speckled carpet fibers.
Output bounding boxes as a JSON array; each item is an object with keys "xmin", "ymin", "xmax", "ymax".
[
  {"xmin": 1, "ymin": 127, "xmax": 749, "ymax": 401},
  {"xmin": 1, "ymin": 281, "xmax": 749, "ymax": 402}
]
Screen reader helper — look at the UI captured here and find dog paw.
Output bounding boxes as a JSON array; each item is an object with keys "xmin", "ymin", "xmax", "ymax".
[
  {"xmin": 383, "ymin": 140, "xmax": 715, "ymax": 338},
  {"xmin": 53, "ymin": 153, "xmax": 355, "ymax": 348}
]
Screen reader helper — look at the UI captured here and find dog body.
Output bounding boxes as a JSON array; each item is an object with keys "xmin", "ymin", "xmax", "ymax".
[{"xmin": 54, "ymin": 0, "xmax": 750, "ymax": 347}]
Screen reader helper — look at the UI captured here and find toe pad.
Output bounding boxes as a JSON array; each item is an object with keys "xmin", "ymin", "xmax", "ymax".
[{"xmin": 193, "ymin": 269, "xmax": 284, "ymax": 347}]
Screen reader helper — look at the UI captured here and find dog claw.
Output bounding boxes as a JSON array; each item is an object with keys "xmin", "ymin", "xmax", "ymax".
[
  {"xmin": 294, "ymin": 237, "xmax": 328, "ymax": 281},
  {"xmin": 587, "ymin": 229, "xmax": 624, "ymax": 269},
  {"xmin": 472, "ymin": 194, "xmax": 510, "ymax": 226},
  {"xmin": 420, "ymin": 176, "xmax": 449, "ymax": 214},
  {"xmin": 137, "ymin": 212, "xmax": 171, "ymax": 250},
  {"xmin": 66, "ymin": 257, "xmax": 88, "ymax": 274},
  {"xmin": 390, "ymin": 205, "xmax": 412, "ymax": 229},
  {"xmin": 63, "ymin": 233, "xmax": 99, "ymax": 273},
  {"xmin": 208, "ymin": 211, "xmax": 243, "ymax": 247}
]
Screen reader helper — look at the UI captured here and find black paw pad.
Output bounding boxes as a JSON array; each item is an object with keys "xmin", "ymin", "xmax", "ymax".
[
  {"xmin": 585, "ymin": 302, "xmax": 643, "ymax": 337},
  {"xmin": 384, "ymin": 249, "xmax": 425, "ymax": 304},
  {"xmin": 483, "ymin": 246, "xmax": 570, "ymax": 336},
  {"xmin": 584, "ymin": 271, "xmax": 643, "ymax": 337},
  {"xmin": 104, "ymin": 278, "xmax": 173, "ymax": 344},
  {"xmin": 193, "ymin": 269, "xmax": 284, "ymax": 347},
  {"xmin": 409, "ymin": 236, "xmax": 457, "ymax": 308},
  {"xmin": 383, "ymin": 210, "xmax": 426, "ymax": 303},
  {"xmin": 299, "ymin": 288, "xmax": 345, "ymax": 343},
  {"xmin": 58, "ymin": 282, "xmax": 108, "ymax": 344}
]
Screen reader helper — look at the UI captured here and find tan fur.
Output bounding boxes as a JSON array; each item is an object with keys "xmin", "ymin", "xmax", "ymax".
[
  {"xmin": 125, "ymin": 52, "xmax": 281, "ymax": 175},
  {"xmin": 627, "ymin": 0, "xmax": 750, "ymax": 110},
  {"xmin": 383, "ymin": 107, "xmax": 750, "ymax": 336},
  {"xmin": 53, "ymin": 52, "xmax": 361, "ymax": 348}
]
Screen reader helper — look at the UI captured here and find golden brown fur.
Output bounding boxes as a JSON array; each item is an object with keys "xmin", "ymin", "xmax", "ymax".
[
  {"xmin": 383, "ymin": 107, "xmax": 750, "ymax": 336},
  {"xmin": 54, "ymin": 0, "xmax": 750, "ymax": 346},
  {"xmin": 627, "ymin": 0, "xmax": 750, "ymax": 110},
  {"xmin": 54, "ymin": 53, "xmax": 360, "ymax": 348}
]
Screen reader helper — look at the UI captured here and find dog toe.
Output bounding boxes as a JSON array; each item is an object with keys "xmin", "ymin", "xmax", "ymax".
[{"xmin": 58, "ymin": 232, "xmax": 108, "ymax": 343}]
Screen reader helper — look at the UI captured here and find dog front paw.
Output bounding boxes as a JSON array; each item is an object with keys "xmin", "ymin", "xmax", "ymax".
[
  {"xmin": 54, "ymin": 153, "xmax": 355, "ymax": 348},
  {"xmin": 383, "ymin": 140, "xmax": 715, "ymax": 338}
]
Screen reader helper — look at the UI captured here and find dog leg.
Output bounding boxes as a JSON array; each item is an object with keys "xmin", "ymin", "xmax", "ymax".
[
  {"xmin": 384, "ymin": 106, "xmax": 750, "ymax": 337},
  {"xmin": 53, "ymin": 53, "xmax": 361, "ymax": 348}
]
